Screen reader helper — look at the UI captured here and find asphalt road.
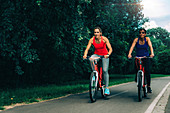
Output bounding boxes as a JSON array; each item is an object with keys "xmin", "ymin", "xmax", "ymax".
[
  {"xmin": 1, "ymin": 77, "xmax": 170, "ymax": 113},
  {"xmin": 165, "ymin": 96, "xmax": 170, "ymax": 113}
]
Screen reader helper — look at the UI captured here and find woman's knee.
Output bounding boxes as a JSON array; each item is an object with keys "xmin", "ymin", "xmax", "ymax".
[
  {"xmin": 145, "ymin": 69, "xmax": 150, "ymax": 74},
  {"xmin": 103, "ymin": 69, "xmax": 108, "ymax": 75}
]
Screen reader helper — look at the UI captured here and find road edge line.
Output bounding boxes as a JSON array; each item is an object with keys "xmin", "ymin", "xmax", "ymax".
[{"xmin": 145, "ymin": 82, "xmax": 170, "ymax": 113}]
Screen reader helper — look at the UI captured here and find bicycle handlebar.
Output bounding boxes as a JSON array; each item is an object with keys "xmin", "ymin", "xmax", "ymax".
[
  {"xmin": 135, "ymin": 56, "xmax": 152, "ymax": 58},
  {"xmin": 84, "ymin": 56, "xmax": 104, "ymax": 60},
  {"xmin": 128, "ymin": 56, "xmax": 152, "ymax": 60}
]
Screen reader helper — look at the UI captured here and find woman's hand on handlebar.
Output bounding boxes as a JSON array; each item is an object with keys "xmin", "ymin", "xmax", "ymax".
[
  {"xmin": 104, "ymin": 54, "xmax": 109, "ymax": 58},
  {"xmin": 83, "ymin": 55, "xmax": 87, "ymax": 59},
  {"xmin": 150, "ymin": 54, "xmax": 154, "ymax": 58},
  {"xmin": 128, "ymin": 54, "xmax": 132, "ymax": 59}
]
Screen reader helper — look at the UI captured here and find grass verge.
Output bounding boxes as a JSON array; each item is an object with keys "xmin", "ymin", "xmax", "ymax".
[
  {"xmin": 0, "ymin": 106, "xmax": 5, "ymax": 110},
  {"xmin": 0, "ymin": 74, "xmax": 169, "ymax": 110}
]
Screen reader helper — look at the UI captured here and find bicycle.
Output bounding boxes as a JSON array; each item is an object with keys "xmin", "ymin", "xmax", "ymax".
[
  {"xmin": 85, "ymin": 56, "xmax": 106, "ymax": 102},
  {"xmin": 135, "ymin": 56, "xmax": 150, "ymax": 102}
]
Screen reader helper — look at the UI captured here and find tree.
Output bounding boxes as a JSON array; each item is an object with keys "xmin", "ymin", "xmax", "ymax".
[
  {"xmin": 0, "ymin": 0, "xmax": 148, "ymax": 88},
  {"xmin": 147, "ymin": 27, "xmax": 170, "ymax": 46},
  {"xmin": 147, "ymin": 27, "xmax": 170, "ymax": 74}
]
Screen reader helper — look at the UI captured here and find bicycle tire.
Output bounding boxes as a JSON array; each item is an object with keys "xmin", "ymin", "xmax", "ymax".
[
  {"xmin": 143, "ymin": 86, "xmax": 147, "ymax": 97},
  {"xmin": 101, "ymin": 86, "xmax": 106, "ymax": 98},
  {"xmin": 138, "ymin": 72, "xmax": 142, "ymax": 102},
  {"xmin": 89, "ymin": 73, "xmax": 97, "ymax": 102},
  {"xmin": 143, "ymin": 75, "xmax": 147, "ymax": 97}
]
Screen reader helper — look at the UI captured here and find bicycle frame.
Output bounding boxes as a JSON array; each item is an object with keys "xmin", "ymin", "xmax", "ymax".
[
  {"xmin": 94, "ymin": 61, "xmax": 103, "ymax": 88},
  {"xmin": 135, "ymin": 57, "xmax": 148, "ymax": 101},
  {"xmin": 135, "ymin": 58, "xmax": 145, "ymax": 87},
  {"xmin": 88, "ymin": 56, "xmax": 104, "ymax": 88},
  {"xmin": 85, "ymin": 56, "xmax": 106, "ymax": 102}
]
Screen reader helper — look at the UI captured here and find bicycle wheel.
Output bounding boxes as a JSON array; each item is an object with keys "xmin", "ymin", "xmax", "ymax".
[
  {"xmin": 137, "ymin": 72, "xmax": 142, "ymax": 102},
  {"xmin": 101, "ymin": 85, "xmax": 106, "ymax": 98},
  {"xmin": 143, "ymin": 86, "xmax": 147, "ymax": 97},
  {"xmin": 89, "ymin": 72, "xmax": 98, "ymax": 102},
  {"xmin": 143, "ymin": 76, "xmax": 147, "ymax": 97}
]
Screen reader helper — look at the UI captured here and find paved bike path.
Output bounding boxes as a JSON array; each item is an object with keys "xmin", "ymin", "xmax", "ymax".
[
  {"xmin": 1, "ymin": 77, "xmax": 170, "ymax": 113},
  {"xmin": 165, "ymin": 97, "xmax": 170, "ymax": 113}
]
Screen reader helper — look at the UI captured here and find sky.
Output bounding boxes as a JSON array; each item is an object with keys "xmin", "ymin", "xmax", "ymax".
[{"xmin": 141, "ymin": 0, "xmax": 170, "ymax": 32}]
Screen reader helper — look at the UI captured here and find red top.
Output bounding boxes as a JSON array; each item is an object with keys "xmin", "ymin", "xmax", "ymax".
[{"xmin": 93, "ymin": 36, "xmax": 108, "ymax": 55}]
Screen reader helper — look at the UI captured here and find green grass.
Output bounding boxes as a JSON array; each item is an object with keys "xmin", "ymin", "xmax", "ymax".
[
  {"xmin": 0, "ymin": 106, "xmax": 5, "ymax": 110},
  {"xmin": 151, "ymin": 74, "xmax": 170, "ymax": 78},
  {"xmin": 0, "ymin": 74, "xmax": 169, "ymax": 110},
  {"xmin": 0, "ymin": 84, "xmax": 89, "ymax": 107},
  {"xmin": 109, "ymin": 74, "xmax": 135, "ymax": 86}
]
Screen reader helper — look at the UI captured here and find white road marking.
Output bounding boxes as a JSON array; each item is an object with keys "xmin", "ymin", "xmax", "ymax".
[
  {"xmin": 145, "ymin": 82, "xmax": 170, "ymax": 113},
  {"xmin": 109, "ymin": 90, "xmax": 128, "ymax": 98}
]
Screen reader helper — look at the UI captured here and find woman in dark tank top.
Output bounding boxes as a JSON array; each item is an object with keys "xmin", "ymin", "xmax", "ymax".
[
  {"xmin": 136, "ymin": 37, "xmax": 149, "ymax": 57},
  {"xmin": 128, "ymin": 28, "xmax": 154, "ymax": 93}
]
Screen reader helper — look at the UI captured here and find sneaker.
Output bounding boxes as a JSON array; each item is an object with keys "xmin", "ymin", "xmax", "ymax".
[
  {"xmin": 104, "ymin": 88, "xmax": 110, "ymax": 95},
  {"xmin": 147, "ymin": 87, "xmax": 152, "ymax": 93}
]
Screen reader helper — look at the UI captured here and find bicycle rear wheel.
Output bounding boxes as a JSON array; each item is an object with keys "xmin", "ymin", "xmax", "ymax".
[
  {"xmin": 143, "ymin": 75, "xmax": 147, "ymax": 97},
  {"xmin": 143, "ymin": 86, "xmax": 147, "ymax": 97},
  {"xmin": 89, "ymin": 73, "xmax": 98, "ymax": 102},
  {"xmin": 101, "ymin": 85, "xmax": 106, "ymax": 98},
  {"xmin": 138, "ymin": 72, "xmax": 142, "ymax": 102}
]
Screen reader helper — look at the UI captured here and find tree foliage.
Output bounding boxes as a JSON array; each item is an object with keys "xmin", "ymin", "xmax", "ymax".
[
  {"xmin": 147, "ymin": 27, "xmax": 170, "ymax": 46},
  {"xmin": 147, "ymin": 27, "xmax": 170, "ymax": 74},
  {"xmin": 0, "ymin": 0, "xmax": 169, "ymax": 89}
]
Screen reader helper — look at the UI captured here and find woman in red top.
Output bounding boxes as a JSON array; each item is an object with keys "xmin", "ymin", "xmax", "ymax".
[{"xmin": 83, "ymin": 27, "xmax": 113, "ymax": 95}]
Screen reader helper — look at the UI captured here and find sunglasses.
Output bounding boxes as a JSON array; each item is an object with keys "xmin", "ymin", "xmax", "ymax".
[
  {"xmin": 94, "ymin": 32, "xmax": 100, "ymax": 33},
  {"xmin": 139, "ymin": 32, "xmax": 145, "ymax": 34}
]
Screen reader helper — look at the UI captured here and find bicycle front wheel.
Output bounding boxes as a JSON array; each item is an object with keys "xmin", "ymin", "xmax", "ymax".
[
  {"xmin": 89, "ymin": 72, "xmax": 98, "ymax": 102},
  {"xmin": 138, "ymin": 72, "xmax": 142, "ymax": 102}
]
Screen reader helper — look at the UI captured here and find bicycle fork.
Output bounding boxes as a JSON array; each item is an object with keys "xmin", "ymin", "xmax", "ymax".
[
  {"xmin": 137, "ymin": 70, "xmax": 147, "ymax": 93},
  {"xmin": 137, "ymin": 70, "xmax": 144, "ymax": 86},
  {"xmin": 91, "ymin": 71, "xmax": 99, "ymax": 87}
]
